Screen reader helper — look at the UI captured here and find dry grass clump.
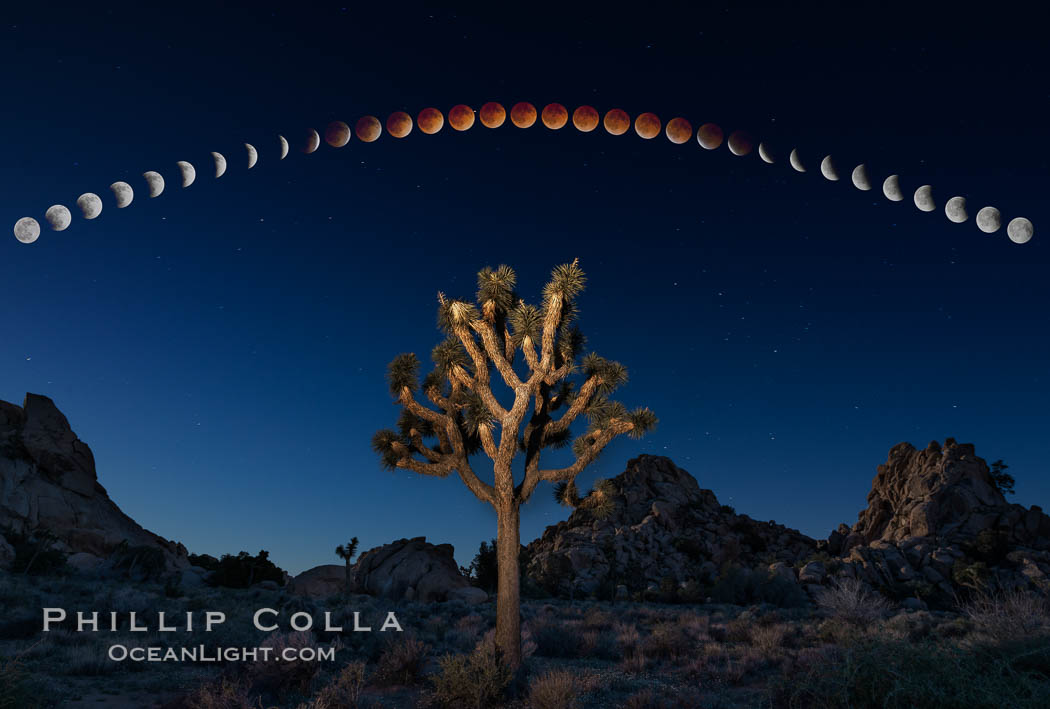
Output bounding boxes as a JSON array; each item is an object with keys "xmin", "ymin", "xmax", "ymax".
[
  {"xmin": 639, "ymin": 621, "xmax": 692, "ymax": 661},
  {"xmin": 816, "ymin": 577, "xmax": 891, "ymax": 625},
  {"xmin": 528, "ymin": 669, "xmax": 579, "ymax": 709},
  {"xmin": 312, "ymin": 661, "xmax": 366, "ymax": 709},
  {"xmin": 961, "ymin": 588, "xmax": 1050, "ymax": 643},
  {"xmin": 185, "ymin": 677, "xmax": 259, "ymax": 709},
  {"xmin": 372, "ymin": 634, "xmax": 429, "ymax": 686},
  {"xmin": 750, "ymin": 622, "xmax": 789, "ymax": 654},
  {"xmin": 428, "ymin": 643, "xmax": 513, "ymax": 709},
  {"xmin": 246, "ymin": 630, "xmax": 321, "ymax": 699}
]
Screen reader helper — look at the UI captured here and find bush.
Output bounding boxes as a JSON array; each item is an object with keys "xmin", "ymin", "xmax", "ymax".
[
  {"xmin": 710, "ymin": 565, "xmax": 807, "ymax": 608},
  {"xmin": 0, "ymin": 651, "xmax": 45, "ymax": 709},
  {"xmin": 314, "ymin": 661, "xmax": 366, "ymax": 708},
  {"xmin": 373, "ymin": 635, "xmax": 429, "ymax": 686},
  {"xmin": 185, "ymin": 678, "xmax": 259, "ymax": 709},
  {"xmin": 529, "ymin": 670, "xmax": 579, "ymax": 709},
  {"xmin": 110, "ymin": 542, "xmax": 167, "ymax": 581},
  {"xmin": 1, "ymin": 526, "xmax": 66, "ymax": 576},
  {"xmin": 962, "ymin": 588, "xmax": 1050, "ymax": 643},
  {"xmin": 246, "ymin": 631, "xmax": 319, "ymax": 699},
  {"xmin": 969, "ymin": 530, "xmax": 1010, "ymax": 565},
  {"xmin": 816, "ymin": 577, "xmax": 891, "ymax": 625},
  {"xmin": 530, "ymin": 617, "xmax": 581, "ymax": 658},
  {"xmin": 207, "ymin": 550, "xmax": 285, "ymax": 589},
  {"xmin": 429, "ymin": 646, "xmax": 513, "ymax": 709}
]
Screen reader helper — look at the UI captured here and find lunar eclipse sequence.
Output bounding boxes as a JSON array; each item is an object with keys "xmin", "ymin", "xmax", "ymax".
[{"xmin": 12, "ymin": 101, "xmax": 1035, "ymax": 246}]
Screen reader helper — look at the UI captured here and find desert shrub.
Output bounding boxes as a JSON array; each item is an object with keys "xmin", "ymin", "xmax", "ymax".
[
  {"xmin": 429, "ymin": 646, "xmax": 513, "ymax": 709},
  {"xmin": 529, "ymin": 617, "xmax": 581, "ymax": 658},
  {"xmin": 720, "ymin": 504, "xmax": 736, "ymax": 515},
  {"xmin": 816, "ymin": 577, "xmax": 891, "ymax": 625},
  {"xmin": 208, "ymin": 550, "xmax": 285, "ymax": 589},
  {"xmin": 247, "ymin": 631, "xmax": 320, "ymax": 699},
  {"xmin": 619, "ymin": 649, "xmax": 647, "ymax": 673},
  {"xmin": 186, "ymin": 677, "xmax": 260, "ymax": 709},
  {"xmin": 640, "ymin": 622, "xmax": 692, "ymax": 661},
  {"xmin": 373, "ymin": 635, "xmax": 429, "ymax": 686},
  {"xmin": 952, "ymin": 559, "xmax": 991, "ymax": 591},
  {"xmin": 1, "ymin": 526, "xmax": 67, "ymax": 575},
  {"xmin": 109, "ymin": 542, "xmax": 167, "ymax": 580},
  {"xmin": 710, "ymin": 565, "xmax": 807, "ymax": 608},
  {"xmin": 0, "ymin": 650, "xmax": 45, "ymax": 709},
  {"xmin": 880, "ymin": 611, "xmax": 934, "ymax": 642},
  {"xmin": 615, "ymin": 621, "xmax": 640, "ymax": 657},
  {"xmin": 529, "ymin": 669, "xmax": 579, "ymax": 709},
  {"xmin": 962, "ymin": 588, "xmax": 1050, "ymax": 642},
  {"xmin": 314, "ymin": 661, "xmax": 366, "ymax": 708},
  {"xmin": 188, "ymin": 553, "xmax": 220, "ymax": 571},
  {"xmin": 750, "ymin": 623, "xmax": 788, "ymax": 653},
  {"xmin": 969, "ymin": 529, "xmax": 1010, "ymax": 565}
]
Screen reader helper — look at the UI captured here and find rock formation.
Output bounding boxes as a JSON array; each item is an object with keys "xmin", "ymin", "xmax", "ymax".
[
  {"xmin": 0, "ymin": 393, "xmax": 188, "ymax": 571},
  {"xmin": 350, "ymin": 537, "xmax": 485, "ymax": 603}
]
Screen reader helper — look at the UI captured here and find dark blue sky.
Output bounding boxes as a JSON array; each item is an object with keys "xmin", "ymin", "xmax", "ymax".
[{"xmin": 3, "ymin": 3, "xmax": 1048, "ymax": 574}]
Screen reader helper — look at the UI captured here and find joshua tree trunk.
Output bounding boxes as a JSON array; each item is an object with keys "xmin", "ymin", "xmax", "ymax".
[{"xmin": 495, "ymin": 498, "xmax": 521, "ymax": 666}]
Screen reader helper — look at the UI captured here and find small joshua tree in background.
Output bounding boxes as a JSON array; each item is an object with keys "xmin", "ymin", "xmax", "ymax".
[
  {"xmin": 989, "ymin": 459, "xmax": 1016, "ymax": 496},
  {"xmin": 335, "ymin": 537, "xmax": 359, "ymax": 597},
  {"xmin": 372, "ymin": 261, "xmax": 656, "ymax": 667}
]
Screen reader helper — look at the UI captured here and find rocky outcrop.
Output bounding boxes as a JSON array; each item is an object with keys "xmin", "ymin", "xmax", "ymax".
[
  {"xmin": 0, "ymin": 394, "xmax": 188, "ymax": 571},
  {"xmin": 349, "ymin": 537, "xmax": 484, "ymax": 603},
  {"xmin": 288, "ymin": 564, "xmax": 346, "ymax": 599},
  {"xmin": 524, "ymin": 455, "xmax": 818, "ymax": 598}
]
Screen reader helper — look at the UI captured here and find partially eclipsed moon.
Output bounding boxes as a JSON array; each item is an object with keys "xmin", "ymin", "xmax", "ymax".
[
  {"xmin": 603, "ymin": 109, "xmax": 630, "ymax": 135},
  {"xmin": 1007, "ymin": 217, "xmax": 1033, "ymax": 244},
  {"xmin": 697, "ymin": 123, "xmax": 723, "ymax": 149},
  {"xmin": 914, "ymin": 185, "xmax": 935, "ymax": 212},
  {"xmin": 976, "ymin": 206, "xmax": 1001, "ymax": 233},
  {"xmin": 758, "ymin": 142, "xmax": 775, "ymax": 163},
  {"xmin": 212, "ymin": 151, "xmax": 227, "ymax": 176},
  {"xmin": 176, "ymin": 161, "xmax": 195, "ymax": 188},
  {"xmin": 110, "ymin": 181, "xmax": 134, "ymax": 207},
  {"xmin": 634, "ymin": 112, "xmax": 661, "ymax": 139},
  {"xmin": 510, "ymin": 102, "xmax": 537, "ymax": 128},
  {"xmin": 355, "ymin": 116, "xmax": 382, "ymax": 143},
  {"xmin": 45, "ymin": 205, "xmax": 71, "ymax": 231},
  {"xmin": 789, "ymin": 148, "xmax": 805, "ymax": 172},
  {"xmin": 449, "ymin": 105, "xmax": 475, "ymax": 131},
  {"xmin": 418, "ymin": 108, "xmax": 444, "ymax": 134},
  {"xmin": 14, "ymin": 217, "xmax": 40, "ymax": 243},
  {"xmin": 386, "ymin": 111, "xmax": 413, "ymax": 138},
  {"xmin": 541, "ymin": 103, "xmax": 568, "ymax": 129},
  {"xmin": 278, "ymin": 135, "xmax": 289, "ymax": 160},
  {"xmin": 572, "ymin": 105, "xmax": 599, "ymax": 132},
  {"xmin": 479, "ymin": 102, "xmax": 505, "ymax": 128},
  {"xmin": 302, "ymin": 130, "xmax": 320, "ymax": 154},
  {"xmin": 820, "ymin": 155, "xmax": 839, "ymax": 181},
  {"xmin": 851, "ymin": 164, "xmax": 871, "ymax": 190},
  {"xmin": 143, "ymin": 171, "xmax": 165, "ymax": 198},
  {"xmin": 945, "ymin": 196, "xmax": 968, "ymax": 223},
  {"xmin": 77, "ymin": 193, "xmax": 102, "ymax": 219},
  {"xmin": 665, "ymin": 117, "xmax": 692, "ymax": 144},
  {"xmin": 727, "ymin": 130, "xmax": 753, "ymax": 156},
  {"xmin": 246, "ymin": 143, "xmax": 258, "ymax": 168},
  {"xmin": 324, "ymin": 121, "xmax": 351, "ymax": 148},
  {"xmin": 883, "ymin": 175, "xmax": 903, "ymax": 201}
]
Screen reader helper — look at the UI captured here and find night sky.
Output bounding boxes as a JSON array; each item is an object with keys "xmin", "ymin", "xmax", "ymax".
[{"xmin": 3, "ymin": 4, "xmax": 1048, "ymax": 574}]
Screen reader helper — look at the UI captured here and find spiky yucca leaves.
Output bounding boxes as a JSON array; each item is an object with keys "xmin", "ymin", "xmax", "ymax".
[
  {"xmin": 387, "ymin": 353, "xmax": 420, "ymax": 395},
  {"xmin": 437, "ymin": 294, "xmax": 479, "ymax": 333},
  {"xmin": 625, "ymin": 407, "xmax": 658, "ymax": 438},
  {"xmin": 543, "ymin": 259, "xmax": 586, "ymax": 304},
  {"xmin": 458, "ymin": 389, "xmax": 494, "ymax": 435},
  {"xmin": 371, "ymin": 430, "xmax": 403, "ymax": 471},
  {"xmin": 553, "ymin": 481, "xmax": 581, "ymax": 507},
  {"xmin": 508, "ymin": 302, "xmax": 543, "ymax": 347},
  {"xmin": 432, "ymin": 337, "xmax": 470, "ymax": 376},
  {"xmin": 582, "ymin": 353, "xmax": 628, "ymax": 396},
  {"xmin": 477, "ymin": 265, "xmax": 518, "ymax": 313}
]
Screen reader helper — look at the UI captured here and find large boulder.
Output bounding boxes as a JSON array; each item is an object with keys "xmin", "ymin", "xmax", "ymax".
[
  {"xmin": 350, "ymin": 537, "xmax": 475, "ymax": 602},
  {"xmin": 0, "ymin": 394, "xmax": 189, "ymax": 571},
  {"xmin": 288, "ymin": 564, "xmax": 346, "ymax": 599}
]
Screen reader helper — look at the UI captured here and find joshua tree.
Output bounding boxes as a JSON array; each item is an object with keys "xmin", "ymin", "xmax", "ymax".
[
  {"xmin": 372, "ymin": 261, "xmax": 656, "ymax": 667},
  {"xmin": 335, "ymin": 537, "xmax": 359, "ymax": 596}
]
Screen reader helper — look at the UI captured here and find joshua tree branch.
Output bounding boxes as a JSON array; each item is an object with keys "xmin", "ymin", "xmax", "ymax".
[
  {"xmin": 539, "ymin": 294, "xmax": 563, "ymax": 372},
  {"xmin": 545, "ymin": 376, "xmax": 600, "ymax": 435},
  {"xmin": 471, "ymin": 319, "xmax": 523, "ymax": 389},
  {"xmin": 517, "ymin": 420, "xmax": 633, "ymax": 502}
]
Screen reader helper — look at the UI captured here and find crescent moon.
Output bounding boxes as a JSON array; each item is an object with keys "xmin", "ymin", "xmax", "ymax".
[
  {"xmin": 851, "ymin": 164, "xmax": 871, "ymax": 190},
  {"xmin": 976, "ymin": 206, "xmax": 1001, "ymax": 233},
  {"xmin": 302, "ymin": 129, "xmax": 321, "ymax": 153},
  {"xmin": 45, "ymin": 205, "xmax": 71, "ymax": 231},
  {"xmin": 944, "ymin": 196, "xmax": 968, "ymax": 223},
  {"xmin": 696, "ymin": 123, "xmax": 723, "ymax": 149},
  {"xmin": 1007, "ymin": 217, "xmax": 1033, "ymax": 244},
  {"xmin": 143, "ymin": 171, "xmax": 165, "ymax": 197},
  {"xmin": 820, "ymin": 155, "xmax": 839, "ymax": 181},
  {"xmin": 913, "ymin": 185, "xmax": 935, "ymax": 212},
  {"xmin": 758, "ymin": 142, "xmax": 775, "ymax": 164},
  {"xmin": 212, "ymin": 152, "xmax": 227, "ymax": 177},
  {"xmin": 177, "ymin": 161, "xmax": 196, "ymax": 188},
  {"xmin": 245, "ymin": 143, "xmax": 258, "ymax": 169},
  {"xmin": 13, "ymin": 217, "xmax": 40, "ymax": 243},
  {"xmin": 278, "ymin": 135, "xmax": 289, "ymax": 160},
  {"xmin": 77, "ymin": 192, "xmax": 103, "ymax": 219},
  {"xmin": 110, "ymin": 181, "xmax": 134, "ymax": 208},
  {"xmin": 789, "ymin": 148, "xmax": 805, "ymax": 172},
  {"xmin": 727, "ymin": 130, "xmax": 753, "ymax": 156},
  {"xmin": 882, "ymin": 175, "xmax": 903, "ymax": 201}
]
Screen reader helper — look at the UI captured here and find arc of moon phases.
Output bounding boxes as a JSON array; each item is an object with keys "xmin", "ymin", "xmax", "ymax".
[
  {"xmin": 820, "ymin": 155, "xmax": 839, "ymax": 181},
  {"xmin": 789, "ymin": 148, "xmax": 806, "ymax": 172},
  {"xmin": 302, "ymin": 130, "xmax": 321, "ymax": 154},
  {"xmin": 510, "ymin": 102, "xmax": 537, "ymax": 128},
  {"xmin": 246, "ymin": 143, "xmax": 258, "ymax": 168},
  {"xmin": 603, "ymin": 109, "xmax": 630, "ymax": 135},
  {"xmin": 541, "ymin": 103, "xmax": 568, "ymax": 130},
  {"xmin": 418, "ymin": 107, "xmax": 444, "ymax": 134},
  {"xmin": 278, "ymin": 135, "xmax": 289, "ymax": 160},
  {"xmin": 110, "ymin": 181, "xmax": 134, "ymax": 207},
  {"xmin": 758, "ymin": 142, "xmax": 775, "ymax": 164},
  {"xmin": 728, "ymin": 130, "xmax": 753, "ymax": 156},
  {"xmin": 45, "ymin": 205, "xmax": 71, "ymax": 231},
  {"xmin": 634, "ymin": 112, "xmax": 661, "ymax": 139},
  {"xmin": 883, "ymin": 175, "xmax": 903, "ymax": 201},
  {"xmin": 143, "ymin": 171, "xmax": 165, "ymax": 197},
  {"xmin": 14, "ymin": 217, "xmax": 40, "ymax": 243},
  {"xmin": 212, "ymin": 151, "xmax": 227, "ymax": 177},
  {"xmin": 386, "ymin": 111, "xmax": 413, "ymax": 138},
  {"xmin": 1007, "ymin": 217, "xmax": 1033, "ymax": 244},
  {"xmin": 697, "ymin": 123, "xmax": 724, "ymax": 150},
  {"xmin": 449, "ymin": 104, "xmax": 475, "ymax": 131},
  {"xmin": 77, "ymin": 192, "xmax": 102, "ymax": 219},
  {"xmin": 944, "ymin": 196, "xmax": 968, "ymax": 223},
  {"xmin": 976, "ymin": 206, "xmax": 1001, "ymax": 233},
  {"xmin": 913, "ymin": 185, "xmax": 935, "ymax": 212},
  {"xmin": 324, "ymin": 121, "xmax": 350, "ymax": 148},
  {"xmin": 355, "ymin": 116, "xmax": 382, "ymax": 143},
  {"xmin": 479, "ymin": 102, "xmax": 506, "ymax": 128},
  {"xmin": 177, "ymin": 161, "xmax": 196, "ymax": 188},
  {"xmin": 572, "ymin": 105, "xmax": 599, "ymax": 132},
  {"xmin": 851, "ymin": 164, "xmax": 871, "ymax": 191},
  {"xmin": 665, "ymin": 117, "xmax": 692, "ymax": 144}
]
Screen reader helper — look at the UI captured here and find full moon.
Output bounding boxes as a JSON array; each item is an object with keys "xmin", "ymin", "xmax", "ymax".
[
  {"xmin": 603, "ymin": 109, "xmax": 630, "ymax": 135},
  {"xmin": 77, "ymin": 193, "xmax": 102, "ymax": 219},
  {"xmin": 387, "ymin": 111, "xmax": 413, "ymax": 138},
  {"xmin": 246, "ymin": 143, "xmax": 258, "ymax": 168},
  {"xmin": 278, "ymin": 135, "xmax": 289, "ymax": 159},
  {"xmin": 572, "ymin": 105, "xmax": 599, "ymax": 132},
  {"xmin": 976, "ymin": 206, "xmax": 1001, "ymax": 233},
  {"xmin": 45, "ymin": 205, "xmax": 71, "ymax": 231},
  {"xmin": 541, "ymin": 103, "xmax": 568, "ymax": 129},
  {"xmin": 449, "ymin": 104, "xmax": 475, "ymax": 131},
  {"xmin": 727, "ymin": 130, "xmax": 753, "ymax": 156},
  {"xmin": 634, "ymin": 112, "xmax": 661, "ymax": 139},
  {"xmin": 820, "ymin": 155, "xmax": 839, "ymax": 181},
  {"xmin": 14, "ymin": 217, "xmax": 40, "ymax": 243},
  {"xmin": 944, "ymin": 196, "xmax": 968, "ymax": 223},
  {"xmin": 758, "ymin": 142, "xmax": 775, "ymax": 163},
  {"xmin": 851, "ymin": 164, "xmax": 871, "ymax": 190},
  {"xmin": 110, "ymin": 181, "xmax": 134, "ymax": 207},
  {"xmin": 510, "ymin": 102, "xmax": 537, "ymax": 128},
  {"xmin": 177, "ymin": 161, "xmax": 195, "ymax": 188},
  {"xmin": 789, "ymin": 148, "xmax": 805, "ymax": 172},
  {"xmin": 913, "ymin": 185, "xmax": 935, "ymax": 212},
  {"xmin": 665, "ymin": 117, "xmax": 692, "ymax": 144},
  {"xmin": 324, "ymin": 121, "xmax": 351, "ymax": 147},
  {"xmin": 302, "ymin": 130, "xmax": 320, "ymax": 153},
  {"xmin": 143, "ymin": 171, "xmax": 165, "ymax": 197},
  {"xmin": 1007, "ymin": 217, "xmax": 1033, "ymax": 244},
  {"xmin": 212, "ymin": 151, "xmax": 227, "ymax": 176},
  {"xmin": 883, "ymin": 175, "xmax": 903, "ymax": 201},
  {"xmin": 355, "ymin": 116, "xmax": 382, "ymax": 142},
  {"xmin": 417, "ymin": 108, "xmax": 444, "ymax": 134},
  {"xmin": 479, "ymin": 102, "xmax": 505, "ymax": 128},
  {"xmin": 697, "ymin": 123, "xmax": 723, "ymax": 149}
]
